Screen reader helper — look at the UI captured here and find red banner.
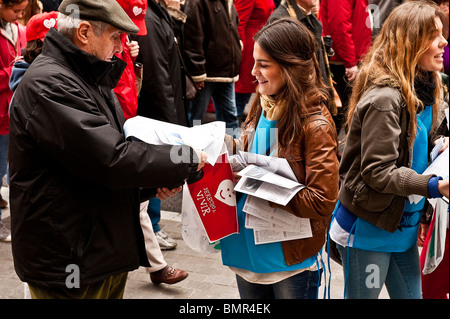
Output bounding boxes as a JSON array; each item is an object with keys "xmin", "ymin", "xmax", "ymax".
[{"xmin": 187, "ymin": 153, "xmax": 239, "ymax": 242}]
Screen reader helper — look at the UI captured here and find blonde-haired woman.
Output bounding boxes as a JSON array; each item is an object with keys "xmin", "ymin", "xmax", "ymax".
[{"xmin": 330, "ymin": 0, "xmax": 449, "ymax": 299}]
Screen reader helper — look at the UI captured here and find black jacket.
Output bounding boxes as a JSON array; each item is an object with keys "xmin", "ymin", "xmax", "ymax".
[
  {"xmin": 9, "ymin": 28, "xmax": 198, "ymax": 288},
  {"xmin": 183, "ymin": 0, "xmax": 241, "ymax": 82},
  {"xmin": 268, "ymin": 2, "xmax": 330, "ymax": 87},
  {"xmin": 134, "ymin": 0, "xmax": 187, "ymax": 126}
]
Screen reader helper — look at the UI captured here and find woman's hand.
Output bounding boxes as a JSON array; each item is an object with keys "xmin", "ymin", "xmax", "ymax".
[
  {"xmin": 127, "ymin": 40, "xmax": 140, "ymax": 59},
  {"xmin": 438, "ymin": 179, "xmax": 449, "ymax": 199},
  {"xmin": 437, "ymin": 136, "xmax": 449, "ymax": 154},
  {"xmin": 232, "ymin": 171, "xmax": 242, "ymax": 185},
  {"xmin": 417, "ymin": 223, "xmax": 429, "ymax": 247}
]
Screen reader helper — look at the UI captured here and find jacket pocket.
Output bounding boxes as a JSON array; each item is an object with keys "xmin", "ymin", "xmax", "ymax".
[
  {"xmin": 72, "ymin": 216, "xmax": 96, "ymax": 260},
  {"xmin": 352, "ymin": 181, "xmax": 396, "ymax": 212},
  {"xmin": 282, "ymin": 144, "xmax": 305, "ymax": 182}
]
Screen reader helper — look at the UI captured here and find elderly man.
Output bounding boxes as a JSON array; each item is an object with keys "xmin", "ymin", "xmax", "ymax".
[{"xmin": 9, "ymin": 0, "xmax": 205, "ymax": 299}]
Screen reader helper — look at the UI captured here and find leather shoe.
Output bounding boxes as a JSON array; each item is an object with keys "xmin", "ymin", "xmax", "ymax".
[{"xmin": 150, "ymin": 266, "xmax": 188, "ymax": 285}]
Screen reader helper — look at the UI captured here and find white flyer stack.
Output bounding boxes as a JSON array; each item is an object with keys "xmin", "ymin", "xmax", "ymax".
[{"xmin": 232, "ymin": 151, "xmax": 313, "ymax": 245}]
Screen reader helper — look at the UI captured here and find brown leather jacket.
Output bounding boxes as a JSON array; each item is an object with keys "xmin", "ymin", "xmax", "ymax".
[{"xmin": 226, "ymin": 103, "xmax": 339, "ymax": 265}]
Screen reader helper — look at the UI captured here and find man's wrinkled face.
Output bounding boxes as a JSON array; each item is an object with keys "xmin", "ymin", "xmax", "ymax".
[{"xmin": 88, "ymin": 23, "xmax": 123, "ymax": 61}]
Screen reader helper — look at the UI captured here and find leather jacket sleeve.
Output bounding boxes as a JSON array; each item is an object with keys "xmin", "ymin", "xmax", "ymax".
[{"xmin": 277, "ymin": 118, "xmax": 339, "ymax": 220}]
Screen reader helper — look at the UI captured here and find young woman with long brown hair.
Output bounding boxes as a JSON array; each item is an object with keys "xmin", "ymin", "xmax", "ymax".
[
  {"xmin": 221, "ymin": 17, "xmax": 339, "ymax": 299},
  {"xmin": 330, "ymin": 0, "xmax": 449, "ymax": 299}
]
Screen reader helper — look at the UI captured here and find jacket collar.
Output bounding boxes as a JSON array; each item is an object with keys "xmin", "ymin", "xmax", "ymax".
[
  {"xmin": 10, "ymin": 60, "xmax": 30, "ymax": 92},
  {"xmin": 283, "ymin": 0, "xmax": 322, "ymax": 36},
  {"xmin": 148, "ymin": 0, "xmax": 173, "ymax": 26},
  {"xmin": 42, "ymin": 28, "xmax": 126, "ymax": 89}
]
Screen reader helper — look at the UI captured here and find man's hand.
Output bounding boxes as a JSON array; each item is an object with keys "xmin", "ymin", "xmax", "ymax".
[
  {"xmin": 156, "ymin": 186, "xmax": 183, "ymax": 201},
  {"xmin": 195, "ymin": 81, "xmax": 205, "ymax": 91},
  {"xmin": 194, "ymin": 149, "xmax": 207, "ymax": 171}
]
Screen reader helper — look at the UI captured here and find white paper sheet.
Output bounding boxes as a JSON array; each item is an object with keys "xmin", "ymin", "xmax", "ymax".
[
  {"xmin": 243, "ymin": 195, "xmax": 312, "ymax": 245},
  {"xmin": 235, "ymin": 176, "xmax": 304, "ymax": 206},
  {"xmin": 238, "ymin": 164, "xmax": 301, "ymax": 189},
  {"xmin": 123, "ymin": 116, "xmax": 226, "ymax": 165},
  {"xmin": 239, "ymin": 151, "xmax": 297, "ymax": 181},
  {"xmin": 408, "ymin": 147, "xmax": 449, "ymax": 204},
  {"xmin": 233, "ymin": 157, "xmax": 304, "ymax": 206}
]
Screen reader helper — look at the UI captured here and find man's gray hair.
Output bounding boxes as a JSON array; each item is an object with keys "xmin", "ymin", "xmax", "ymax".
[{"xmin": 57, "ymin": 12, "xmax": 108, "ymax": 39}]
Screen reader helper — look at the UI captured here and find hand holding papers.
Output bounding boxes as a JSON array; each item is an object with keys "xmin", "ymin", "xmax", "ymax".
[
  {"xmin": 235, "ymin": 165, "xmax": 304, "ymax": 205},
  {"xmin": 123, "ymin": 116, "xmax": 225, "ymax": 165},
  {"xmin": 408, "ymin": 147, "xmax": 449, "ymax": 204},
  {"xmin": 124, "ymin": 117, "xmax": 239, "ymax": 245},
  {"xmin": 231, "ymin": 151, "xmax": 312, "ymax": 245},
  {"xmin": 233, "ymin": 152, "xmax": 305, "ymax": 206}
]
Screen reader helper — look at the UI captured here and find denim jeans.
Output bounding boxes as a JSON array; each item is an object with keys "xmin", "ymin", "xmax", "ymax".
[
  {"xmin": 236, "ymin": 269, "xmax": 322, "ymax": 299},
  {"xmin": 0, "ymin": 134, "xmax": 7, "ymax": 175},
  {"xmin": 147, "ymin": 197, "xmax": 161, "ymax": 233},
  {"xmin": 189, "ymin": 82, "xmax": 239, "ymax": 130},
  {"xmin": 235, "ymin": 92, "xmax": 252, "ymax": 118},
  {"xmin": 0, "ymin": 134, "xmax": 8, "ymax": 220},
  {"xmin": 337, "ymin": 244, "xmax": 422, "ymax": 299}
]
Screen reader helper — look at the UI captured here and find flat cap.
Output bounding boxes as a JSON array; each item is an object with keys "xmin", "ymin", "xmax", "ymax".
[{"xmin": 58, "ymin": 0, "xmax": 139, "ymax": 34}]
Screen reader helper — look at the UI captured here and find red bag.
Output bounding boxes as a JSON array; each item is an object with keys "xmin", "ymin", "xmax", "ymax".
[{"xmin": 186, "ymin": 153, "xmax": 239, "ymax": 242}]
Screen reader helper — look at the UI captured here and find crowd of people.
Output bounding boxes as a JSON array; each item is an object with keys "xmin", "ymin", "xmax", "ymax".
[{"xmin": 0, "ymin": 0, "xmax": 448, "ymax": 299}]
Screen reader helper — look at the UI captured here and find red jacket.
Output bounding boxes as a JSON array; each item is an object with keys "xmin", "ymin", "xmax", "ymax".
[
  {"xmin": 0, "ymin": 21, "xmax": 26, "ymax": 135},
  {"xmin": 114, "ymin": 35, "xmax": 138, "ymax": 120},
  {"xmin": 319, "ymin": 0, "xmax": 372, "ymax": 69},
  {"xmin": 234, "ymin": 0, "xmax": 275, "ymax": 94}
]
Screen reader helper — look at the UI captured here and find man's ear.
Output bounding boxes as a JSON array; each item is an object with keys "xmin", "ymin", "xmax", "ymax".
[{"xmin": 75, "ymin": 21, "xmax": 91, "ymax": 45}]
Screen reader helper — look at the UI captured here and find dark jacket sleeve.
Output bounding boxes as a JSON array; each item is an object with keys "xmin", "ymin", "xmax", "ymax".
[
  {"xmin": 26, "ymin": 81, "xmax": 197, "ymax": 190},
  {"xmin": 135, "ymin": 13, "xmax": 179, "ymax": 123},
  {"xmin": 182, "ymin": 0, "xmax": 207, "ymax": 80}
]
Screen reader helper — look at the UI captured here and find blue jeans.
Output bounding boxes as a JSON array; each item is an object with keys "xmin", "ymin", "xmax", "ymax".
[
  {"xmin": 235, "ymin": 92, "xmax": 251, "ymax": 118},
  {"xmin": 147, "ymin": 197, "xmax": 161, "ymax": 233},
  {"xmin": 0, "ymin": 134, "xmax": 8, "ymax": 221},
  {"xmin": 0, "ymin": 134, "xmax": 8, "ymax": 179},
  {"xmin": 236, "ymin": 269, "xmax": 322, "ymax": 299},
  {"xmin": 337, "ymin": 244, "xmax": 422, "ymax": 299},
  {"xmin": 189, "ymin": 82, "xmax": 239, "ymax": 130}
]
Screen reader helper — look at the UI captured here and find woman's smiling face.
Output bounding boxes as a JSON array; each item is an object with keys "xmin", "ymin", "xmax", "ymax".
[
  {"xmin": 252, "ymin": 42, "xmax": 285, "ymax": 96},
  {"xmin": 418, "ymin": 17, "xmax": 448, "ymax": 72}
]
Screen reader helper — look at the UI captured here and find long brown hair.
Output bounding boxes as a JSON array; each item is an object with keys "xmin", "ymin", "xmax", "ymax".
[
  {"xmin": 346, "ymin": 0, "xmax": 444, "ymax": 149},
  {"xmin": 245, "ymin": 18, "xmax": 329, "ymax": 148}
]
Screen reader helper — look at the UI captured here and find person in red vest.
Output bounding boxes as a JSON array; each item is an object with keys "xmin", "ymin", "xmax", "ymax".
[
  {"xmin": 319, "ymin": 0, "xmax": 372, "ymax": 133},
  {"xmin": 234, "ymin": 0, "xmax": 275, "ymax": 125}
]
